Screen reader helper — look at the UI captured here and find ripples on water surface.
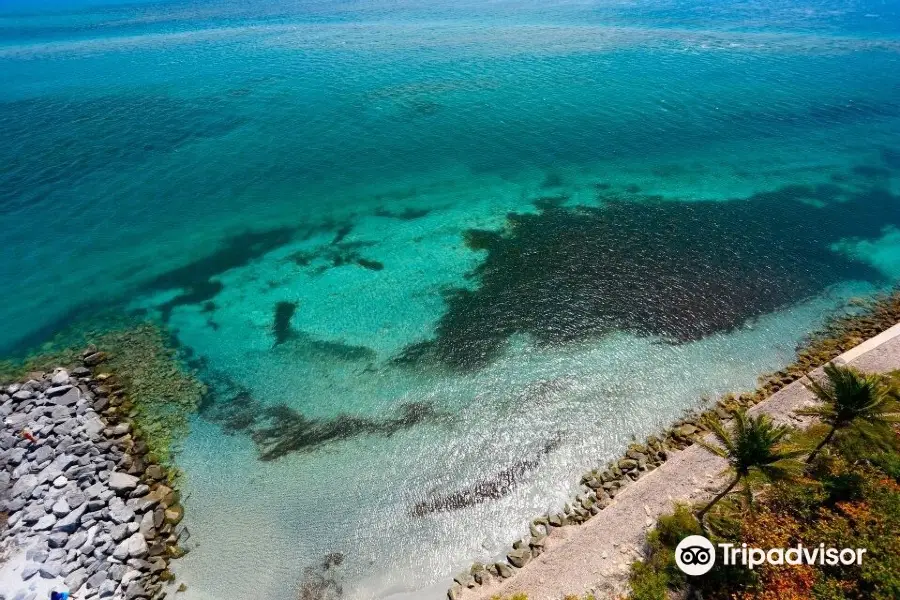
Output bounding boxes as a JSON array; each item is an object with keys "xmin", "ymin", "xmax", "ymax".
[{"xmin": 2, "ymin": 0, "xmax": 900, "ymax": 598}]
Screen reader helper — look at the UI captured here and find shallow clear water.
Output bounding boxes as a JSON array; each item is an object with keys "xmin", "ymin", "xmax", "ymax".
[{"xmin": 2, "ymin": 1, "xmax": 900, "ymax": 598}]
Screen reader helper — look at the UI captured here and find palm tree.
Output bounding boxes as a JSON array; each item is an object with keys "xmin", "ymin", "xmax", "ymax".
[
  {"xmin": 694, "ymin": 410, "xmax": 804, "ymax": 532},
  {"xmin": 800, "ymin": 363, "xmax": 900, "ymax": 464}
]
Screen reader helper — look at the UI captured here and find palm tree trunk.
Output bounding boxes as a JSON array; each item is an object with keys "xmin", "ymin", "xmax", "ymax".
[
  {"xmin": 698, "ymin": 475, "xmax": 740, "ymax": 533},
  {"xmin": 806, "ymin": 425, "xmax": 838, "ymax": 464}
]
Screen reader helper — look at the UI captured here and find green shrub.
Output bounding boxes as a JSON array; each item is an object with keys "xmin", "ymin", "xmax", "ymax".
[{"xmin": 629, "ymin": 560, "xmax": 668, "ymax": 600}]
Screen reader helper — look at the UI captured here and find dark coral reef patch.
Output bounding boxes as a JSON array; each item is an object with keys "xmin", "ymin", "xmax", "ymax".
[
  {"xmin": 273, "ymin": 301, "xmax": 298, "ymax": 346},
  {"xmin": 142, "ymin": 227, "xmax": 297, "ymax": 320},
  {"xmin": 399, "ymin": 175, "xmax": 900, "ymax": 370},
  {"xmin": 202, "ymin": 389, "xmax": 440, "ymax": 461},
  {"xmin": 288, "ymin": 240, "xmax": 385, "ymax": 275},
  {"xmin": 411, "ymin": 435, "xmax": 563, "ymax": 517}
]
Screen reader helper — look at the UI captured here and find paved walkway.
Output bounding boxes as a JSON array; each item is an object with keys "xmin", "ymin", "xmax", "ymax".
[{"xmin": 461, "ymin": 323, "xmax": 900, "ymax": 600}]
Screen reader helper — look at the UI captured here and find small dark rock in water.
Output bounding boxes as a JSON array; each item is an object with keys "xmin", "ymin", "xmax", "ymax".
[
  {"xmin": 297, "ymin": 553, "xmax": 345, "ymax": 600},
  {"xmin": 273, "ymin": 301, "xmax": 298, "ymax": 346},
  {"xmin": 507, "ymin": 547, "xmax": 531, "ymax": 568},
  {"xmin": 355, "ymin": 258, "xmax": 384, "ymax": 271},
  {"xmin": 83, "ymin": 352, "xmax": 108, "ymax": 367},
  {"xmin": 323, "ymin": 552, "xmax": 344, "ymax": 569},
  {"xmin": 373, "ymin": 207, "xmax": 431, "ymax": 220}
]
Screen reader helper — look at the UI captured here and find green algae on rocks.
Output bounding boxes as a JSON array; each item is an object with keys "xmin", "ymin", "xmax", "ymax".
[
  {"xmin": 90, "ymin": 324, "xmax": 206, "ymax": 466},
  {"xmin": 1, "ymin": 321, "xmax": 205, "ymax": 466}
]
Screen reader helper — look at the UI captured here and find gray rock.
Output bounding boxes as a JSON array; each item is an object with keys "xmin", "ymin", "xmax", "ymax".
[
  {"xmin": 121, "ymin": 568, "xmax": 142, "ymax": 587},
  {"xmin": 52, "ymin": 453, "xmax": 79, "ymax": 471},
  {"xmin": 53, "ymin": 388, "xmax": 80, "ymax": 406},
  {"xmin": 108, "ymin": 423, "xmax": 130, "ymax": 436},
  {"xmin": 108, "ymin": 499, "xmax": 135, "ymax": 524},
  {"xmin": 125, "ymin": 532, "xmax": 148, "ymax": 558},
  {"xmin": 139, "ymin": 511, "xmax": 155, "ymax": 540},
  {"xmin": 13, "ymin": 390, "xmax": 33, "ymax": 401},
  {"xmin": 51, "ymin": 369, "xmax": 70, "ymax": 385},
  {"xmin": 86, "ymin": 570, "xmax": 109, "ymax": 589},
  {"xmin": 11, "ymin": 473, "xmax": 38, "ymax": 498},
  {"xmin": 124, "ymin": 581, "xmax": 147, "ymax": 600},
  {"xmin": 507, "ymin": 547, "xmax": 531, "ymax": 568},
  {"xmin": 126, "ymin": 558, "xmax": 151, "ymax": 571},
  {"xmin": 36, "ymin": 463, "xmax": 63, "ymax": 485},
  {"xmin": 108, "ymin": 564, "xmax": 126, "ymax": 582},
  {"xmin": 110, "ymin": 523, "xmax": 129, "ymax": 543},
  {"xmin": 47, "ymin": 532, "xmax": 69, "ymax": 549},
  {"xmin": 495, "ymin": 562, "xmax": 514, "ymax": 578},
  {"xmin": 99, "ymin": 578, "xmax": 117, "ymax": 597},
  {"xmin": 30, "ymin": 482, "xmax": 49, "ymax": 499},
  {"xmin": 66, "ymin": 489, "xmax": 87, "ymax": 508},
  {"xmin": 26, "ymin": 547, "xmax": 49, "ymax": 562},
  {"xmin": 34, "ymin": 513, "xmax": 58, "ymax": 531},
  {"xmin": 66, "ymin": 567, "xmax": 89, "ymax": 593},
  {"xmin": 132, "ymin": 495, "xmax": 157, "ymax": 513},
  {"xmin": 48, "ymin": 548, "xmax": 66, "ymax": 562},
  {"xmin": 53, "ymin": 420, "xmax": 77, "ymax": 436},
  {"xmin": 62, "ymin": 559, "xmax": 81, "ymax": 576},
  {"xmin": 32, "ymin": 444, "xmax": 53, "ymax": 464},
  {"xmin": 5, "ymin": 411, "xmax": 29, "ymax": 428},
  {"xmin": 55, "ymin": 501, "xmax": 87, "ymax": 533},
  {"xmin": 6, "ymin": 446, "xmax": 26, "ymax": 465},
  {"xmin": 112, "ymin": 539, "xmax": 130, "ymax": 561},
  {"xmin": 108, "ymin": 471, "xmax": 139, "ymax": 492},
  {"xmin": 46, "ymin": 385, "xmax": 73, "ymax": 398},
  {"xmin": 22, "ymin": 563, "xmax": 40, "ymax": 580},
  {"xmin": 67, "ymin": 441, "xmax": 92, "ymax": 456},
  {"xmin": 52, "ymin": 498, "xmax": 71, "ymax": 516},
  {"xmin": 85, "ymin": 482, "xmax": 107, "ymax": 498},
  {"xmin": 84, "ymin": 417, "xmax": 105, "ymax": 437},
  {"xmin": 129, "ymin": 484, "xmax": 150, "ymax": 499},
  {"xmin": 148, "ymin": 558, "xmax": 166, "ymax": 574},
  {"xmin": 66, "ymin": 530, "xmax": 88, "ymax": 551},
  {"xmin": 22, "ymin": 503, "xmax": 46, "ymax": 523},
  {"xmin": 39, "ymin": 561, "xmax": 63, "ymax": 578}
]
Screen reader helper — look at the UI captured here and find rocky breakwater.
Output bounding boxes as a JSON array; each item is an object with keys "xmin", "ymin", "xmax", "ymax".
[{"xmin": 0, "ymin": 356, "xmax": 187, "ymax": 600}]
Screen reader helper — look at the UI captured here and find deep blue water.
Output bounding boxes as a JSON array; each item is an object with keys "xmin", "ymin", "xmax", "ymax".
[{"xmin": 2, "ymin": 1, "xmax": 900, "ymax": 598}]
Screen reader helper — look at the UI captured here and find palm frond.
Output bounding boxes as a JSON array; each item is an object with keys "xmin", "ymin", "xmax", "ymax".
[
  {"xmin": 707, "ymin": 414, "xmax": 736, "ymax": 454},
  {"xmin": 693, "ymin": 436, "xmax": 728, "ymax": 459}
]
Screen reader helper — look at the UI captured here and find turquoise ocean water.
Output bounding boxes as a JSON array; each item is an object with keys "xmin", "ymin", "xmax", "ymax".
[{"xmin": 2, "ymin": 0, "xmax": 900, "ymax": 598}]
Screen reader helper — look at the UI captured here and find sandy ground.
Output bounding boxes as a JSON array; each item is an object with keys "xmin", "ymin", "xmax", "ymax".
[
  {"xmin": 460, "ymin": 323, "xmax": 900, "ymax": 600},
  {"xmin": 0, "ymin": 546, "xmax": 68, "ymax": 599}
]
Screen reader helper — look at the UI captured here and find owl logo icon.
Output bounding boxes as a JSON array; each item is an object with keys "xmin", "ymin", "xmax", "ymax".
[{"xmin": 675, "ymin": 535, "xmax": 716, "ymax": 575}]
